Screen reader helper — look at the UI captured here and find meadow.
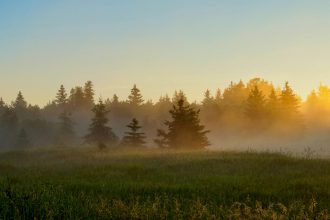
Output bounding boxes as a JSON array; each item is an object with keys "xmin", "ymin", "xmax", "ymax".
[{"xmin": 0, "ymin": 147, "xmax": 330, "ymax": 219}]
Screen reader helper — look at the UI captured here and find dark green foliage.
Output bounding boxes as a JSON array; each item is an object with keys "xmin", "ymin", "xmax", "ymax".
[
  {"xmin": 128, "ymin": 84, "xmax": 144, "ymax": 106},
  {"xmin": 12, "ymin": 91, "xmax": 27, "ymax": 109},
  {"xmin": 121, "ymin": 118, "xmax": 146, "ymax": 147},
  {"xmin": 85, "ymin": 100, "xmax": 117, "ymax": 149},
  {"xmin": 83, "ymin": 80, "xmax": 95, "ymax": 108},
  {"xmin": 55, "ymin": 85, "xmax": 68, "ymax": 108},
  {"xmin": 16, "ymin": 128, "xmax": 30, "ymax": 148},
  {"xmin": 155, "ymin": 98, "xmax": 210, "ymax": 149}
]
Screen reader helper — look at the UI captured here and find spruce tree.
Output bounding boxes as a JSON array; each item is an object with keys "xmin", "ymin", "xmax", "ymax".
[
  {"xmin": 13, "ymin": 91, "xmax": 27, "ymax": 109},
  {"xmin": 266, "ymin": 88, "xmax": 280, "ymax": 122},
  {"xmin": 128, "ymin": 84, "xmax": 144, "ymax": 106},
  {"xmin": 83, "ymin": 81, "xmax": 95, "ymax": 108},
  {"xmin": 280, "ymin": 82, "xmax": 300, "ymax": 118},
  {"xmin": 155, "ymin": 98, "xmax": 210, "ymax": 149},
  {"xmin": 121, "ymin": 118, "xmax": 146, "ymax": 147},
  {"xmin": 0, "ymin": 108, "xmax": 18, "ymax": 147},
  {"xmin": 202, "ymin": 89, "xmax": 214, "ymax": 106},
  {"xmin": 85, "ymin": 100, "xmax": 117, "ymax": 149},
  {"xmin": 55, "ymin": 85, "xmax": 68, "ymax": 107},
  {"xmin": 245, "ymin": 85, "xmax": 266, "ymax": 121}
]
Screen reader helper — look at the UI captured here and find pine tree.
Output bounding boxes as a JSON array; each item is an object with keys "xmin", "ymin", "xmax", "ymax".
[
  {"xmin": 55, "ymin": 85, "xmax": 68, "ymax": 107},
  {"xmin": 172, "ymin": 90, "xmax": 188, "ymax": 104},
  {"xmin": 202, "ymin": 89, "xmax": 214, "ymax": 106},
  {"xmin": 245, "ymin": 86, "xmax": 266, "ymax": 121},
  {"xmin": 57, "ymin": 111, "xmax": 75, "ymax": 146},
  {"xmin": 121, "ymin": 118, "xmax": 146, "ymax": 147},
  {"xmin": 83, "ymin": 81, "xmax": 95, "ymax": 108},
  {"xmin": 128, "ymin": 84, "xmax": 144, "ymax": 106},
  {"xmin": 215, "ymin": 89, "xmax": 222, "ymax": 105},
  {"xmin": 13, "ymin": 91, "xmax": 27, "ymax": 109},
  {"xmin": 85, "ymin": 100, "xmax": 117, "ymax": 149},
  {"xmin": 280, "ymin": 82, "xmax": 300, "ymax": 118},
  {"xmin": 69, "ymin": 87, "xmax": 85, "ymax": 109},
  {"xmin": 112, "ymin": 94, "xmax": 119, "ymax": 105},
  {"xmin": 155, "ymin": 98, "xmax": 210, "ymax": 149},
  {"xmin": 266, "ymin": 88, "xmax": 280, "ymax": 121},
  {"xmin": 16, "ymin": 128, "xmax": 30, "ymax": 148}
]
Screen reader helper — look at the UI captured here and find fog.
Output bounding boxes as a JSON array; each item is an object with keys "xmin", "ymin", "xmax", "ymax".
[{"xmin": 1, "ymin": 78, "xmax": 330, "ymax": 158}]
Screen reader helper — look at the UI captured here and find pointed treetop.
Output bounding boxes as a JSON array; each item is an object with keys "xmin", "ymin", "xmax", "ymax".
[
  {"xmin": 13, "ymin": 91, "xmax": 27, "ymax": 109},
  {"xmin": 128, "ymin": 84, "xmax": 144, "ymax": 106}
]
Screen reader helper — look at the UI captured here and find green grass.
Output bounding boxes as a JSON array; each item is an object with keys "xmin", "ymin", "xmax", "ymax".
[{"xmin": 0, "ymin": 147, "xmax": 330, "ymax": 219}]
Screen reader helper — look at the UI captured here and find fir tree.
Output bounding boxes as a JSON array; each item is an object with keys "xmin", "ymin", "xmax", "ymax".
[
  {"xmin": 69, "ymin": 87, "xmax": 85, "ymax": 109},
  {"xmin": 266, "ymin": 88, "xmax": 280, "ymax": 121},
  {"xmin": 0, "ymin": 108, "xmax": 18, "ymax": 147},
  {"xmin": 83, "ymin": 81, "xmax": 95, "ymax": 108},
  {"xmin": 202, "ymin": 89, "xmax": 214, "ymax": 106},
  {"xmin": 280, "ymin": 82, "xmax": 300, "ymax": 118},
  {"xmin": 128, "ymin": 84, "xmax": 144, "ymax": 106},
  {"xmin": 121, "ymin": 118, "xmax": 146, "ymax": 147},
  {"xmin": 85, "ymin": 100, "xmax": 117, "ymax": 149},
  {"xmin": 155, "ymin": 98, "xmax": 210, "ymax": 149},
  {"xmin": 13, "ymin": 91, "xmax": 27, "ymax": 109},
  {"xmin": 55, "ymin": 85, "xmax": 68, "ymax": 107},
  {"xmin": 245, "ymin": 86, "xmax": 266, "ymax": 121}
]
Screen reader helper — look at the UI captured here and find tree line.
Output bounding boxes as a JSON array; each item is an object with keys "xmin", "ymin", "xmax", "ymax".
[{"xmin": 0, "ymin": 78, "xmax": 329, "ymax": 150}]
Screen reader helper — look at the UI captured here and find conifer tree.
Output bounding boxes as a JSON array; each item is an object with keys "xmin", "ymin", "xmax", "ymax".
[
  {"xmin": 128, "ymin": 84, "xmax": 144, "ymax": 106},
  {"xmin": 55, "ymin": 85, "xmax": 68, "ymax": 107},
  {"xmin": 83, "ymin": 81, "xmax": 95, "ymax": 108},
  {"xmin": 13, "ymin": 91, "xmax": 27, "ymax": 109},
  {"xmin": 85, "ymin": 100, "xmax": 117, "ymax": 149},
  {"xmin": 121, "ymin": 118, "xmax": 146, "ymax": 147},
  {"xmin": 266, "ymin": 88, "xmax": 280, "ymax": 121},
  {"xmin": 0, "ymin": 98, "xmax": 5, "ymax": 108},
  {"xmin": 16, "ymin": 128, "xmax": 30, "ymax": 148},
  {"xmin": 202, "ymin": 89, "xmax": 214, "ymax": 106},
  {"xmin": 280, "ymin": 82, "xmax": 300, "ymax": 118},
  {"xmin": 245, "ymin": 86, "xmax": 266, "ymax": 121},
  {"xmin": 155, "ymin": 98, "xmax": 210, "ymax": 149},
  {"xmin": 215, "ymin": 89, "xmax": 222, "ymax": 105},
  {"xmin": 69, "ymin": 87, "xmax": 85, "ymax": 109}
]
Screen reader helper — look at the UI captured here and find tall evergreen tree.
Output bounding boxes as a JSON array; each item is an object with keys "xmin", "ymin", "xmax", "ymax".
[
  {"xmin": 69, "ymin": 87, "xmax": 85, "ymax": 109},
  {"xmin": 13, "ymin": 91, "xmax": 27, "ymax": 109},
  {"xmin": 202, "ymin": 89, "xmax": 214, "ymax": 106},
  {"xmin": 266, "ymin": 88, "xmax": 280, "ymax": 121},
  {"xmin": 85, "ymin": 100, "xmax": 117, "ymax": 149},
  {"xmin": 128, "ymin": 84, "xmax": 144, "ymax": 106},
  {"xmin": 280, "ymin": 82, "xmax": 300, "ymax": 118},
  {"xmin": 83, "ymin": 81, "xmax": 95, "ymax": 108},
  {"xmin": 245, "ymin": 86, "xmax": 266, "ymax": 121},
  {"xmin": 155, "ymin": 98, "xmax": 210, "ymax": 149},
  {"xmin": 121, "ymin": 118, "xmax": 146, "ymax": 147},
  {"xmin": 55, "ymin": 85, "xmax": 68, "ymax": 107}
]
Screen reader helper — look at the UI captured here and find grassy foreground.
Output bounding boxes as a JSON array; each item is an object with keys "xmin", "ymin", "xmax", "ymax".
[{"xmin": 0, "ymin": 147, "xmax": 330, "ymax": 219}]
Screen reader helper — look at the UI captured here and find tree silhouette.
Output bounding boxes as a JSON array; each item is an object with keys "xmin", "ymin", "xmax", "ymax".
[
  {"xmin": 83, "ymin": 81, "xmax": 95, "ymax": 108},
  {"xmin": 85, "ymin": 100, "xmax": 117, "ymax": 149},
  {"xmin": 13, "ymin": 91, "xmax": 27, "ymax": 109},
  {"xmin": 121, "ymin": 118, "xmax": 146, "ymax": 147},
  {"xmin": 245, "ymin": 86, "xmax": 266, "ymax": 121},
  {"xmin": 155, "ymin": 98, "xmax": 210, "ymax": 149},
  {"xmin": 55, "ymin": 85, "xmax": 68, "ymax": 108},
  {"xmin": 0, "ymin": 108, "xmax": 18, "ymax": 147},
  {"xmin": 128, "ymin": 84, "xmax": 144, "ymax": 106}
]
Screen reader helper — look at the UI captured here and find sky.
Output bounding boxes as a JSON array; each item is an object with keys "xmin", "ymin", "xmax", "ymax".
[{"xmin": 1, "ymin": 0, "xmax": 330, "ymax": 106}]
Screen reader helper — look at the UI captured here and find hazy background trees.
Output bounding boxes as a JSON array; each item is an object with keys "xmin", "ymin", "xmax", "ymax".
[{"xmin": 0, "ymin": 78, "xmax": 328, "ymax": 151}]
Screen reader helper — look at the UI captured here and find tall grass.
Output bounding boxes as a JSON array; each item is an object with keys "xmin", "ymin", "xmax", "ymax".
[{"xmin": 1, "ymin": 147, "xmax": 330, "ymax": 219}]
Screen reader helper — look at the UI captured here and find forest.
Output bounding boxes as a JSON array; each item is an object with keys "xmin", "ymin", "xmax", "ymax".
[{"xmin": 1, "ymin": 77, "xmax": 329, "ymax": 153}]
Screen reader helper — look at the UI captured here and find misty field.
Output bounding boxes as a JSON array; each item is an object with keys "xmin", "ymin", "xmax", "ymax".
[{"xmin": 1, "ymin": 148, "xmax": 330, "ymax": 219}]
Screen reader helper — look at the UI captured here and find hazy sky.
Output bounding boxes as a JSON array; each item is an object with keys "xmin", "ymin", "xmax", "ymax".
[{"xmin": 1, "ymin": 1, "xmax": 330, "ymax": 106}]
